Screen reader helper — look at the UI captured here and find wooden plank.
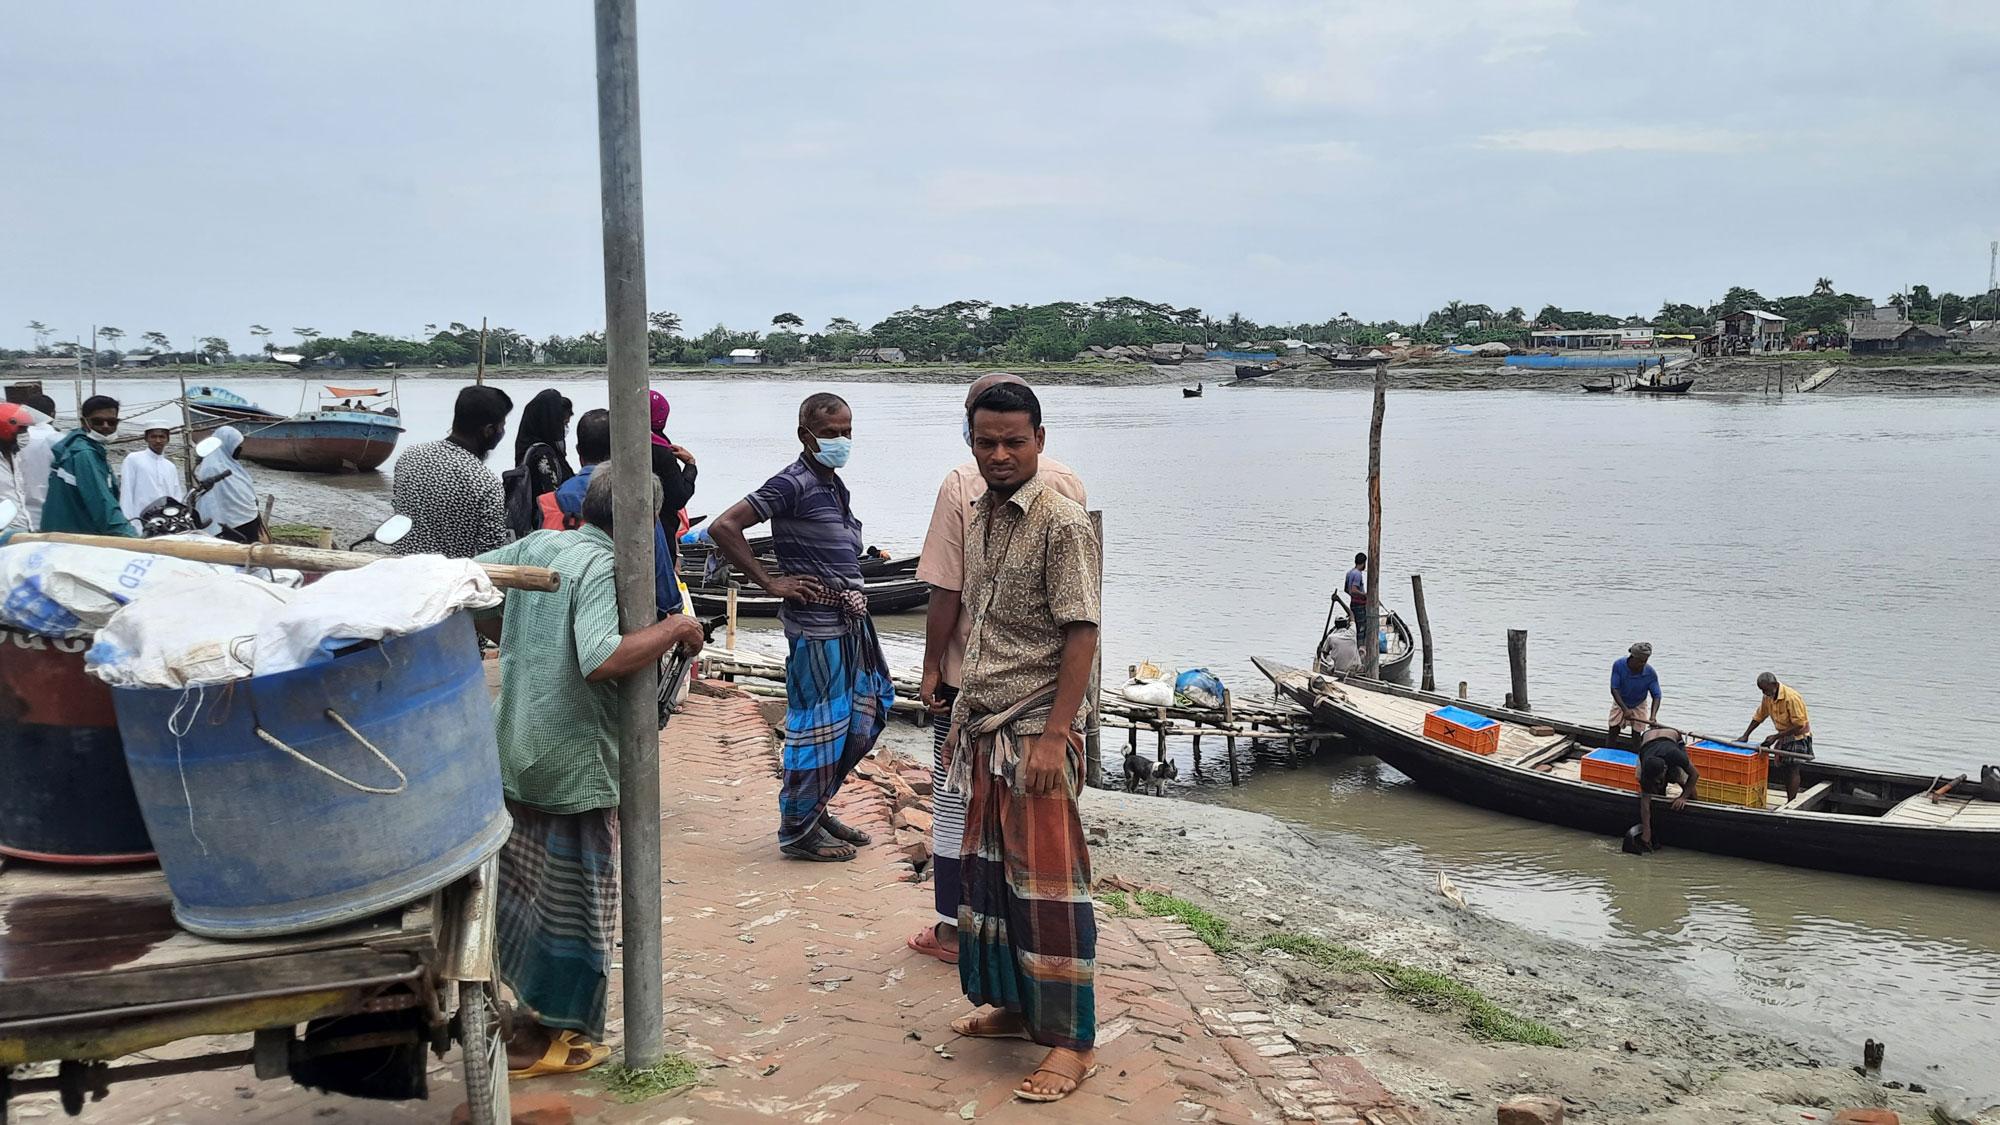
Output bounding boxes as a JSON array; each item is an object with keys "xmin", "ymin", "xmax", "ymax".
[
  {"xmin": 1776, "ymin": 781, "xmax": 1835, "ymax": 812},
  {"xmin": 0, "ymin": 947, "xmax": 419, "ymax": 1022}
]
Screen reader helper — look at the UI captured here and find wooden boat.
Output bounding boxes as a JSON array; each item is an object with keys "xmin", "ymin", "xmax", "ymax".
[
  {"xmin": 1330, "ymin": 352, "xmax": 1389, "ymax": 370},
  {"xmin": 1627, "ymin": 378, "xmax": 1694, "ymax": 396},
  {"xmin": 1580, "ymin": 382, "xmax": 1618, "ymax": 393},
  {"xmin": 1316, "ymin": 608, "xmax": 1415, "ymax": 683},
  {"xmin": 1798, "ymin": 365, "xmax": 1839, "ymax": 393},
  {"xmin": 1254, "ymin": 659, "xmax": 2000, "ymax": 889},
  {"xmin": 1233, "ymin": 365, "xmax": 1272, "ymax": 380},
  {"xmin": 184, "ymin": 385, "xmax": 404, "ymax": 473},
  {"xmin": 680, "ymin": 537, "xmax": 919, "ymax": 581},
  {"xmin": 687, "ymin": 575, "xmax": 932, "ymax": 618},
  {"xmin": 1182, "ymin": 385, "xmax": 1203, "ymax": 398}
]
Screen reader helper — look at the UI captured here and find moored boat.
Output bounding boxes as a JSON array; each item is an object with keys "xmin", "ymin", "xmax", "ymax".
[
  {"xmin": 687, "ymin": 575, "xmax": 932, "ymax": 618},
  {"xmin": 1255, "ymin": 658, "xmax": 2000, "ymax": 889},
  {"xmin": 184, "ymin": 385, "xmax": 404, "ymax": 472},
  {"xmin": 1627, "ymin": 378, "xmax": 1695, "ymax": 396},
  {"xmin": 1316, "ymin": 607, "xmax": 1415, "ymax": 683},
  {"xmin": 1330, "ymin": 351, "xmax": 1389, "ymax": 370}
]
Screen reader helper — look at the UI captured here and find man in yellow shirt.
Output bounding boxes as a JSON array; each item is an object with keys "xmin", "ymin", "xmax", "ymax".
[{"xmin": 1741, "ymin": 672, "xmax": 1812, "ymax": 799}]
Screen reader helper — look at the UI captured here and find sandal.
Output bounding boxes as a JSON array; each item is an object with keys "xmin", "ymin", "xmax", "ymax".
[
  {"xmin": 508, "ymin": 1030, "xmax": 611, "ymax": 1079},
  {"xmin": 1014, "ymin": 1050, "xmax": 1098, "ymax": 1103},
  {"xmin": 907, "ymin": 924, "xmax": 959, "ymax": 965},
  {"xmin": 949, "ymin": 1009, "xmax": 1029, "ymax": 1040},
  {"xmin": 780, "ymin": 828, "xmax": 857, "ymax": 863},
  {"xmin": 821, "ymin": 812, "xmax": 872, "ymax": 846}
]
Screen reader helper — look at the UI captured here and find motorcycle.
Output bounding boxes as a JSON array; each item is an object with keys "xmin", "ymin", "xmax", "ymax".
[{"xmin": 136, "ymin": 469, "xmax": 233, "ymax": 538}]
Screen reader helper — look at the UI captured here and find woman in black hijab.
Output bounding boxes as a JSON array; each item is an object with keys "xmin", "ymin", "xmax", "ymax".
[{"xmin": 514, "ymin": 389, "xmax": 575, "ymax": 492}]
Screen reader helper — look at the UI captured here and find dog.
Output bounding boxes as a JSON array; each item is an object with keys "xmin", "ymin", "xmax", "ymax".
[
  {"xmin": 1122, "ymin": 749, "xmax": 1156, "ymax": 792},
  {"xmin": 1152, "ymin": 758, "xmax": 1180, "ymax": 796}
]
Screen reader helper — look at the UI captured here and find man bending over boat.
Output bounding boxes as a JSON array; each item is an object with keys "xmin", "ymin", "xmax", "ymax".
[
  {"xmin": 1609, "ymin": 642, "xmax": 1661, "ymax": 738},
  {"xmin": 1741, "ymin": 672, "xmax": 1812, "ymax": 800},
  {"xmin": 1636, "ymin": 725, "xmax": 1699, "ymax": 851}
]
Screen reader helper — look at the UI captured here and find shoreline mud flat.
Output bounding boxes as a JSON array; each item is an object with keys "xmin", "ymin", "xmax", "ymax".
[{"xmin": 868, "ymin": 720, "xmax": 1995, "ymax": 1123}]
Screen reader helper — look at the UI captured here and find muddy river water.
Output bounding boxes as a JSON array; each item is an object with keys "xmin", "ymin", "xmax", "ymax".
[{"xmin": 77, "ymin": 373, "xmax": 2000, "ymax": 1100}]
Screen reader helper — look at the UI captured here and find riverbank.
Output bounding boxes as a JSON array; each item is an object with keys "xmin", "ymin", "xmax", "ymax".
[{"xmin": 868, "ymin": 718, "xmax": 1994, "ymax": 1123}]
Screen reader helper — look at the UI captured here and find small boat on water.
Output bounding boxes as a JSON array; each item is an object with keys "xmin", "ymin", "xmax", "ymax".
[
  {"xmin": 1182, "ymin": 384, "xmax": 1203, "ymax": 398},
  {"xmin": 680, "ymin": 534, "xmax": 919, "ymax": 581},
  {"xmin": 1330, "ymin": 351, "xmax": 1389, "ymax": 370},
  {"xmin": 1627, "ymin": 378, "xmax": 1695, "ymax": 396},
  {"xmin": 1580, "ymin": 382, "xmax": 1619, "ymax": 393},
  {"xmin": 1255, "ymin": 659, "xmax": 2000, "ymax": 889},
  {"xmin": 687, "ymin": 575, "xmax": 932, "ymax": 618},
  {"xmin": 1316, "ymin": 605, "xmax": 1415, "ymax": 683},
  {"xmin": 1233, "ymin": 364, "xmax": 1273, "ymax": 380},
  {"xmin": 184, "ymin": 385, "xmax": 404, "ymax": 473}
]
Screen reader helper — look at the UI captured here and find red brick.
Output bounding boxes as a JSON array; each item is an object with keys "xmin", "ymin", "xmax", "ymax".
[{"xmin": 1497, "ymin": 1094, "xmax": 1564, "ymax": 1125}]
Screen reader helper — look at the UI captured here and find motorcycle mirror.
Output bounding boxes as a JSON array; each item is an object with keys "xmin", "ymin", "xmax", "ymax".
[
  {"xmin": 0, "ymin": 500, "xmax": 17, "ymax": 528},
  {"xmin": 193, "ymin": 436, "xmax": 223, "ymax": 458},
  {"xmin": 371, "ymin": 514, "xmax": 413, "ymax": 547}
]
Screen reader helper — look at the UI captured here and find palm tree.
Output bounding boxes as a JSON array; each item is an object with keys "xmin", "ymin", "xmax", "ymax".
[
  {"xmin": 647, "ymin": 310, "xmax": 682, "ymax": 335},
  {"xmin": 1812, "ymin": 277, "xmax": 1835, "ymax": 297}
]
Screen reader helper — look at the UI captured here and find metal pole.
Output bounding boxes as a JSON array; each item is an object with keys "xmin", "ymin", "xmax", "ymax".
[{"xmin": 593, "ymin": 0, "xmax": 663, "ymax": 1069}]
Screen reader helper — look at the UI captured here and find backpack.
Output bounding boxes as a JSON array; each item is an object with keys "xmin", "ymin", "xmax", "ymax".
[{"xmin": 502, "ymin": 444, "xmax": 565, "ymax": 538}]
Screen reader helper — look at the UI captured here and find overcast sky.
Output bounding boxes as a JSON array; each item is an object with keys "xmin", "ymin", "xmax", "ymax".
[{"xmin": 4, "ymin": 1, "xmax": 1997, "ymax": 347}]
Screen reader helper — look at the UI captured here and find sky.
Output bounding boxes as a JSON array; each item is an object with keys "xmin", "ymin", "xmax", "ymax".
[{"xmin": 4, "ymin": 1, "xmax": 1998, "ymax": 349}]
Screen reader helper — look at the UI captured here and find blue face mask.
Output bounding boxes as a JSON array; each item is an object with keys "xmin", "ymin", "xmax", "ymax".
[{"xmin": 811, "ymin": 435, "xmax": 852, "ymax": 469}]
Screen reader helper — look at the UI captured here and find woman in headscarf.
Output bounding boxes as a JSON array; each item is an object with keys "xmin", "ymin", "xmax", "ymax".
[
  {"xmin": 194, "ymin": 426, "xmax": 265, "ymax": 543},
  {"xmin": 647, "ymin": 390, "xmax": 697, "ymax": 548},
  {"xmin": 514, "ymin": 389, "xmax": 575, "ymax": 491}
]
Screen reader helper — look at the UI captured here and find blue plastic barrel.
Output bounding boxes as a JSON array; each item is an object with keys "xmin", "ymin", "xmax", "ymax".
[{"xmin": 113, "ymin": 612, "xmax": 510, "ymax": 938}]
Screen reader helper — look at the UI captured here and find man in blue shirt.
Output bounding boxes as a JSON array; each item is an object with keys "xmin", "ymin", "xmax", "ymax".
[
  {"xmin": 1609, "ymin": 642, "xmax": 1661, "ymax": 737},
  {"xmin": 1344, "ymin": 551, "xmax": 1371, "ymax": 660}
]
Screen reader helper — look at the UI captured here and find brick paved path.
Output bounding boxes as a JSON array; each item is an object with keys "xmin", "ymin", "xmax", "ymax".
[{"xmin": 22, "ymin": 686, "xmax": 1385, "ymax": 1124}]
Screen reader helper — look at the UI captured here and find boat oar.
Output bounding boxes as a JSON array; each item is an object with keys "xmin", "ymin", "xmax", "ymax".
[{"xmin": 2, "ymin": 530, "xmax": 560, "ymax": 592}]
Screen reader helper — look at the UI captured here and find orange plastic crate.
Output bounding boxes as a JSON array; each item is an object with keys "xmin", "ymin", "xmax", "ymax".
[
  {"xmin": 1580, "ymin": 748, "xmax": 1640, "ymax": 792},
  {"xmin": 1695, "ymin": 777, "xmax": 1767, "ymax": 808},
  {"xmin": 1690, "ymin": 740, "xmax": 1769, "ymax": 789},
  {"xmin": 1423, "ymin": 706, "xmax": 1501, "ymax": 755}
]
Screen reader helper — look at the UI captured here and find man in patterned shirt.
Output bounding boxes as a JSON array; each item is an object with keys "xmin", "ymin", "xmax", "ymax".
[
  {"xmin": 943, "ymin": 381, "xmax": 1102, "ymax": 1103},
  {"xmin": 391, "ymin": 385, "xmax": 515, "ymax": 558}
]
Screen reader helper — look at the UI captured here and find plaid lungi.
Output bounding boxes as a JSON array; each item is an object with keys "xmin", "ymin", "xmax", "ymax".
[
  {"xmin": 777, "ymin": 620, "xmax": 894, "ymax": 847},
  {"xmin": 496, "ymin": 800, "xmax": 619, "ymax": 1040},
  {"xmin": 955, "ymin": 717, "xmax": 1095, "ymax": 1051}
]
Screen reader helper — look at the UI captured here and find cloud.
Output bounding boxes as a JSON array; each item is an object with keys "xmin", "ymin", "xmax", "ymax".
[
  {"xmin": 921, "ymin": 170, "xmax": 1111, "ymax": 213},
  {"xmin": 1475, "ymin": 126, "xmax": 1760, "ymax": 155},
  {"xmin": 1275, "ymin": 139, "xmax": 1367, "ymax": 164},
  {"xmin": 1246, "ymin": 252, "xmax": 1287, "ymax": 270}
]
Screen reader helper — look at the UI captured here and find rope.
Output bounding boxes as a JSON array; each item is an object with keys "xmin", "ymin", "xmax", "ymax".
[
  {"xmin": 254, "ymin": 707, "xmax": 409, "ymax": 795},
  {"xmin": 167, "ymin": 684, "xmax": 211, "ymax": 854}
]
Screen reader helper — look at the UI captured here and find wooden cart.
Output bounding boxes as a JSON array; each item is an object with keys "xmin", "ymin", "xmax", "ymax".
[{"xmin": 0, "ymin": 856, "xmax": 507, "ymax": 1123}]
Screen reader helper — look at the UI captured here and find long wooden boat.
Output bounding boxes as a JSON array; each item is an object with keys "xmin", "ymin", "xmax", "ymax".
[
  {"xmin": 1317, "ymin": 609, "xmax": 1415, "ymax": 683},
  {"xmin": 1627, "ymin": 378, "xmax": 1694, "ymax": 396},
  {"xmin": 184, "ymin": 386, "xmax": 404, "ymax": 473},
  {"xmin": 1233, "ymin": 365, "xmax": 1272, "ymax": 380},
  {"xmin": 687, "ymin": 575, "xmax": 932, "ymax": 618},
  {"xmin": 1254, "ymin": 658, "xmax": 2000, "ymax": 889},
  {"xmin": 680, "ymin": 539, "xmax": 919, "ymax": 582},
  {"xmin": 1330, "ymin": 353, "xmax": 1389, "ymax": 370},
  {"xmin": 1580, "ymin": 382, "xmax": 1618, "ymax": 393}
]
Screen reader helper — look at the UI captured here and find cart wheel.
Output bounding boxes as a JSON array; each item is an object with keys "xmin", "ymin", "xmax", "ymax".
[{"xmin": 458, "ymin": 981, "xmax": 510, "ymax": 1125}]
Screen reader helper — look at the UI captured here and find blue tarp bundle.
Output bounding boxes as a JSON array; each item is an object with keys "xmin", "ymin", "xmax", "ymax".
[
  {"xmin": 1206, "ymin": 349, "xmax": 1278, "ymax": 362},
  {"xmin": 1504, "ymin": 354, "xmax": 1650, "ymax": 369}
]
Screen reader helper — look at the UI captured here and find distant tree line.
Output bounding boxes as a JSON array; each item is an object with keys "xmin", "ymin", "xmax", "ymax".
[{"xmin": 9, "ymin": 280, "xmax": 1996, "ymax": 366}]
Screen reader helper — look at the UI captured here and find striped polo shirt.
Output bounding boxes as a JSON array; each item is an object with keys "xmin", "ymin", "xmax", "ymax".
[{"xmin": 746, "ymin": 455, "xmax": 864, "ymax": 639}]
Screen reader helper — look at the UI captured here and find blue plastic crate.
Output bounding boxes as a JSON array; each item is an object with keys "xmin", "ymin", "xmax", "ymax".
[
  {"xmin": 1692, "ymin": 738, "xmax": 1756, "ymax": 758},
  {"xmin": 1426, "ymin": 705, "xmax": 1497, "ymax": 731},
  {"xmin": 1584, "ymin": 748, "xmax": 1638, "ymax": 767}
]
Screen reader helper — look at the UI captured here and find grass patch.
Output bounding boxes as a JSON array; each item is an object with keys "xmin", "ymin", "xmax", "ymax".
[
  {"xmin": 1130, "ymin": 890, "xmax": 1235, "ymax": 953},
  {"xmin": 265, "ymin": 522, "xmax": 329, "ymax": 547},
  {"xmin": 1095, "ymin": 890, "xmax": 1132, "ymax": 917},
  {"xmin": 598, "ymin": 1055, "xmax": 701, "ymax": 1103},
  {"xmin": 1259, "ymin": 933, "xmax": 1564, "ymax": 1047}
]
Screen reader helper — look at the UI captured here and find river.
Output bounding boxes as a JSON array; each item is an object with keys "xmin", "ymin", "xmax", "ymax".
[{"xmin": 74, "ymin": 372, "xmax": 2000, "ymax": 1100}]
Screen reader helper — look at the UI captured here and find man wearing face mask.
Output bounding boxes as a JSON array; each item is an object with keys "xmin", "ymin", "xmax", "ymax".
[
  {"xmin": 391, "ymin": 385, "xmax": 516, "ymax": 558},
  {"xmin": 711, "ymin": 392, "xmax": 895, "ymax": 863},
  {"xmin": 39, "ymin": 396, "xmax": 136, "ymax": 537},
  {"xmin": 905, "ymin": 373, "xmax": 1086, "ymax": 968}
]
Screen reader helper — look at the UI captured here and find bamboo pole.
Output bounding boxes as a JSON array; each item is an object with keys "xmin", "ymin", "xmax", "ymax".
[
  {"xmin": 476, "ymin": 317, "xmax": 488, "ymax": 386},
  {"xmin": 8, "ymin": 531, "xmax": 560, "ymax": 590},
  {"xmin": 593, "ymin": 0, "xmax": 664, "ymax": 1069},
  {"xmin": 1361, "ymin": 359, "xmax": 1386, "ymax": 679},
  {"xmin": 175, "ymin": 369, "xmax": 198, "ymax": 490},
  {"xmin": 725, "ymin": 581, "xmax": 738, "ymax": 650},
  {"xmin": 1410, "ymin": 573, "xmax": 1435, "ymax": 692},
  {"xmin": 1084, "ymin": 510, "xmax": 1104, "ymax": 789}
]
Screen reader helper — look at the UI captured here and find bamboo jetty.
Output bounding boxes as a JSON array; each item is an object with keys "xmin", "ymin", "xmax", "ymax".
[{"xmin": 696, "ymin": 646, "xmax": 1341, "ymax": 786}]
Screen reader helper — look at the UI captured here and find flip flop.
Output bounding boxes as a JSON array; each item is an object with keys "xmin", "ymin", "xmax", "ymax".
[
  {"xmin": 507, "ymin": 1030, "xmax": 611, "ymax": 1079},
  {"xmin": 907, "ymin": 925, "xmax": 959, "ymax": 965},
  {"xmin": 780, "ymin": 828, "xmax": 856, "ymax": 863},
  {"xmin": 821, "ymin": 813, "xmax": 872, "ymax": 846},
  {"xmin": 1014, "ymin": 1054, "xmax": 1099, "ymax": 1103},
  {"xmin": 949, "ymin": 1010, "xmax": 1030, "ymax": 1040}
]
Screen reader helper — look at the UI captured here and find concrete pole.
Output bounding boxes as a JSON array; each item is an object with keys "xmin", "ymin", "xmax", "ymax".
[{"xmin": 593, "ymin": 0, "xmax": 663, "ymax": 1070}]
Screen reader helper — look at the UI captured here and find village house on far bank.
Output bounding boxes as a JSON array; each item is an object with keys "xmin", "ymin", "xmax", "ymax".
[
  {"xmin": 1719, "ymin": 308, "xmax": 1788, "ymax": 351},
  {"xmin": 849, "ymin": 346, "xmax": 906, "ymax": 363},
  {"xmin": 1849, "ymin": 317, "xmax": 1949, "ymax": 354}
]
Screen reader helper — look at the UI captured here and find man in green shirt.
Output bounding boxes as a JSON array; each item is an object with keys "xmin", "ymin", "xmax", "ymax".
[
  {"xmin": 476, "ymin": 462, "xmax": 703, "ymax": 1077},
  {"xmin": 40, "ymin": 395, "xmax": 135, "ymax": 536}
]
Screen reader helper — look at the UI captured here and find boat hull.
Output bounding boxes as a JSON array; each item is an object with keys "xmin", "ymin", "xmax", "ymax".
[
  {"xmin": 688, "ymin": 578, "xmax": 931, "ymax": 618},
  {"xmin": 1259, "ymin": 662, "xmax": 2000, "ymax": 890},
  {"xmin": 190, "ymin": 408, "xmax": 401, "ymax": 472}
]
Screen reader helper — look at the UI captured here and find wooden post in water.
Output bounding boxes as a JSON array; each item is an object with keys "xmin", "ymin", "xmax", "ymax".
[
  {"xmin": 1410, "ymin": 573, "xmax": 1435, "ymax": 692},
  {"xmin": 1507, "ymin": 629, "xmax": 1530, "ymax": 713},
  {"xmin": 476, "ymin": 317, "xmax": 488, "ymax": 386},
  {"xmin": 175, "ymin": 369, "xmax": 198, "ymax": 490},
  {"xmin": 592, "ymin": 0, "xmax": 663, "ymax": 1069},
  {"xmin": 1222, "ymin": 689, "xmax": 1235, "ymax": 776},
  {"xmin": 1361, "ymin": 359, "xmax": 1387, "ymax": 679},
  {"xmin": 725, "ymin": 581, "xmax": 739, "ymax": 651},
  {"xmin": 1459, "ymin": 680, "xmax": 1468, "ymax": 700},
  {"xmin": 1084, "ymin": 510, "xmax": 1105, "ymax": 789}
]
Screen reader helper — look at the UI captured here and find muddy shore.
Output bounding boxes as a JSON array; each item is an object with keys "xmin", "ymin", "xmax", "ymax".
[{"xmin": 866, "ymin": 718, "xmax": 1995, "ymax": 1124}]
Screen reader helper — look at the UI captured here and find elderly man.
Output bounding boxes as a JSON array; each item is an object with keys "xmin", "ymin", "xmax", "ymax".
[
  {"xmin": 40, "ymin": 395, "xmax": 134, "ymax": 537},
  {"xmin": 1609, "ymin": 642, "xmax": 1661, "ymax": 737},
  {"xmin": 908, "ymin": 373, "xmax": 1086, "ymax": 968},
  {"xmin": 945, "ymin": 381, "xmax": 1101, "ymax": 1103},
  {"xmin": 1742, "ymin": 672, "xmax": 1812, "ymax": 799},
  {"xmin": 475, "ymin": 463, "xmax": 704, "ymax": 1078},
  {"xmin": 393, "ymin": 385, "xmax": 515, "ymax": 558}
]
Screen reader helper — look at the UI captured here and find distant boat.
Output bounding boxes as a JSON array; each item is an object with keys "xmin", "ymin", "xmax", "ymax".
[
  {"xmin": 1627, "ymin": 378, "xmax": 1695, "ymax": 396},
  {"xmin": 184, "ymin": 384, "xmax": 404, "ymax": 473},
  {"xmin": 1330, "ymin": 350, "xmax": 1389, "ymax": 370},
  {"xmin": 688, "ymin": 576, "xmax": 932, "ymax": 618},
  {"xmin": 1798, "ymin": 365, "xmax": 1839, "ymax": 392},
  {"xmin": 1232, "ymin": 364, "xmax": 1272, "ymax": 380},
  {"xmin": 1580, "ymin": 382, "xmax": 1619, "ymax": 393},
  {"xmin": 1182, "ymin": 384, "xmax": 1203, "ymax": 398}
]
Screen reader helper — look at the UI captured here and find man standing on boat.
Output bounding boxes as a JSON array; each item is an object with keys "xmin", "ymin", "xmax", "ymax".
[
  {"xmin": 710, "ymin": 392, "xmax": 895, "ymax": 863},
  {"xmin": 1609, "ymin": 642, "xmax": 1661, "ymax": 737},
  {"xmin": 945, "ymin": 381, "xmax": 1102, "ymax": 1103},
  {"xmin": 1741, "ymin": 672, "xmax": 1812, "ymax": 799},
  {"xmin": 392, "ymin": 385, "xmax": 515, "ymax": 558},
  {"xmin": 39, "ymin": 396, "xmax": 135, "ymax": 538},
  {"xmin": 1636, "ymin": 724, "xmax": 1699, "ymax": 851},
  {"xmin": 908, "ymin": 372, "xmax": 1086, "ymax": 969},
  {"xmin": 1345, "ymin": 552, "xmax": 1371, "ymax": 658}
]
